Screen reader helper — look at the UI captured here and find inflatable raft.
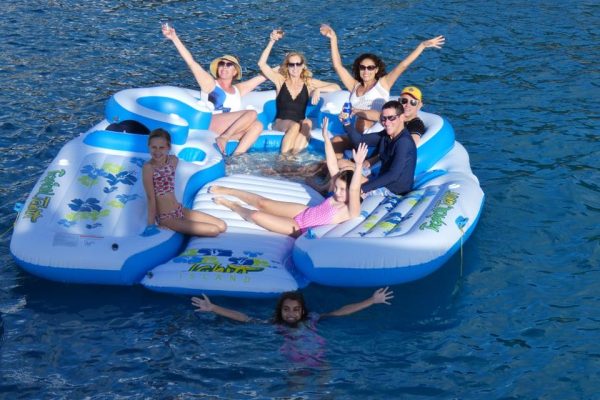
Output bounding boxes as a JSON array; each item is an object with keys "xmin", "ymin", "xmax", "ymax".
[{"xmin": 11, "ymin": 85, "xmax": 484, "ymax": 295}]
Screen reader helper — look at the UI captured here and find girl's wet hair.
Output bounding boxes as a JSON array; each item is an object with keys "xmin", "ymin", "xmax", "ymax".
[
  {"xmin": 274, "ymin": 291, "xmax": 309, "ymax": 324},
  {"xmin": 352, "ymin": 53, "xmax": 386, "ymax": 83},
  {"xmin": 148, "ymin": 128, "xmax": 172, "ymax": 146}
]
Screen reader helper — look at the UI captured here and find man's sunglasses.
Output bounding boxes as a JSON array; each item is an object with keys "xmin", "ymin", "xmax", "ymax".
[
  {"xmin": 380, "ymin": 114, "xmax": 400, "ymax": 122},
  {"xmin": 401, "ymin": 98, "xmax": 419, "ymax": 106}
]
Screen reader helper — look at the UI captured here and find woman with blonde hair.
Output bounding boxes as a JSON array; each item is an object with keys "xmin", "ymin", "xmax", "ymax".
[{"xmin": 258, "ymin": 29, "xmax": 341, "ymax": 155}]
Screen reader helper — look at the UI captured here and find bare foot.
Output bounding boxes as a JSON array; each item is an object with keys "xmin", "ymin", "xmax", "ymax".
[
  {"xmin": 213, "ymin": 196, "xmax": 236, "ymax": 209},
  {"xmin": 208, "ymin": 185, "xmax": 224, "ymax": 195}
]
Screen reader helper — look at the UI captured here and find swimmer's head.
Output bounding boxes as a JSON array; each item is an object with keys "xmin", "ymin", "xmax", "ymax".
[
  {"xmin": 274, "ymin": 291, "xmax": 309, "ymax": 327},
  {"xmin": 352, "ymin": 53, "xmax": 386, "ymax": 84}
]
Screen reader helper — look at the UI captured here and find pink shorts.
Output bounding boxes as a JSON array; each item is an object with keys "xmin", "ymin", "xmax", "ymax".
[{"xmin": 157, "ymin": 204, "xmax": 184, "ymax": 224}]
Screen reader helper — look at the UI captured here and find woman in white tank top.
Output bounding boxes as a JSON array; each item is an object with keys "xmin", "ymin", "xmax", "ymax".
[
  {"xmin": 162, "ymin": 25, "xmax": 267, "ymax": 155},
  {"xmin": 320, "ymin": 24, "xmax": 444, "ymax": 155}
]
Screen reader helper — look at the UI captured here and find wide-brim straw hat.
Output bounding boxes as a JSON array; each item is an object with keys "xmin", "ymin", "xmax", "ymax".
[{"xmin": 209, "ymin": 55, "xmax": 242, "ymax": 80}]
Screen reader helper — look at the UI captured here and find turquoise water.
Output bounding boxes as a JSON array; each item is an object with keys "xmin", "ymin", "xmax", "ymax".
[{"xmin": 1, "ymin": 1, "xmax": 599, "ymax": 398}]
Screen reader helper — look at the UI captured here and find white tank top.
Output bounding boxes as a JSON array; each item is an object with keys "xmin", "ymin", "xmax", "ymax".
[
  {"xmin": 208, "ymin": 82, "xmax": 242, "ymax": 113},
  {"xmin": 349, "ymin": 80, "xmax": 389, "ymax": 133}
]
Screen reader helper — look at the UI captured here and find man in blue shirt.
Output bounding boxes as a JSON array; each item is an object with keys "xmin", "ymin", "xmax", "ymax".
[{"xmin": 345, "ymin": 100, "xmax": 417, "ymax": 196}]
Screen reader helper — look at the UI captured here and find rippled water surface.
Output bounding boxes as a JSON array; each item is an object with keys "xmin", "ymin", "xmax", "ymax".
[{"xmin": 1, "ymin": 1, "xmax": 599, "ymax": 399}]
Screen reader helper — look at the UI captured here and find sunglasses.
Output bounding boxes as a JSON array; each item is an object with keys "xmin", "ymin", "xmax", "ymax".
[
  {"xmin": 359, "ymin": 64, "xmax": 377, "ymax": 71},
  {"xmin": 380, "ymin": 114, "xmax": 400, "ymax": 122},
  {"xmin": 287, "ymin": 61, "xmax": 304, "ymax": 68},
  {"xmin": 218, "ymin": 61, "xmax": 235, "ymax": 68},
  {"xmin": 401, "ymin": 98, "xmax": 419, "ymax": 106}
]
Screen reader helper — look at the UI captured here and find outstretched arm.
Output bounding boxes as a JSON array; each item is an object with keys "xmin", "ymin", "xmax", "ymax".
[
  {"xmin": 162, "ymin": 25, "xmax": 216, "ymax": 93},
  {"xmin": 192, "ymin": 294, "xmax": 251, "ymax": 323},
  {"xmin": 320, "ymin": 24, "xmax": 356, "ymax": 91},
  {"xmin": 321, "ymin": 116, "xmax": 340, "ymax": 177},
  {"xmin": 236, "ymin": 74, "xmax": 268, "ymax": 96},
  {"xmin": 321, "ymin": 287, "xmax": 394, "ymax": 318},
  {"xmin": 348, "ymin": 143, "xmax": 368, "ymax": 218},
  {"xmin": 309, "ymin": 79, "xmax": 342, "ymax": 105},
  {"xmin": 379, "ymin": 35, "xmax": 445, "ymax": 91},
  {"xmin": 257, "ymin": 29, "xmax": 285, "ymax": 88}
]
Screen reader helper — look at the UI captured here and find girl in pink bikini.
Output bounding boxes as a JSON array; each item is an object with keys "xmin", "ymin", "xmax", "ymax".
[
  {"xmin": 211, "ymin": 117, "xmax": 367, "ymax": 236},
  {"xmin": 142, "ymin": 129, "xmax": 226, "ymax": 236}
]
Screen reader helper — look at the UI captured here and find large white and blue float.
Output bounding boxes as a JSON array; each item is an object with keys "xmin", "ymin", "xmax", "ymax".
[
  {"xmin": 10, "ymin": 87, "xmax": 223, "ymax": 285},
  {"xmin": 10, "ymin": 86, "xmax": 484, "ymax": 295}
]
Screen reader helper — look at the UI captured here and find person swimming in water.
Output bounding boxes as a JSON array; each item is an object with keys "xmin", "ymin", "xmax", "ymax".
[
  {"xmin": 191, "ymin": 287, "xmax": 394, "ymax": 325},
  {"xmin": 193, "ymin": 288, "xmax": 393, "ymax": 367}
]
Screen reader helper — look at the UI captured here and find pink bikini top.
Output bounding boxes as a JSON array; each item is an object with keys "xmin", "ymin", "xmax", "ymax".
[{"xmin": 152, "ymin": 158, "xmax": 176, "ymax": 196}]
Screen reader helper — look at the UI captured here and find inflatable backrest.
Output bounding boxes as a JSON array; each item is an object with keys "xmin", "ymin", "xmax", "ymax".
[{"xmin": 105, "ymin": 86, "xmax": 213, "ymax": 146}]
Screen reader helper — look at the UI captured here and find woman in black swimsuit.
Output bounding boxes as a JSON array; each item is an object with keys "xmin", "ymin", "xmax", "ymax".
[{"xmin": 258, "ymin": 29, "xmax": 340, "ymax": 155}]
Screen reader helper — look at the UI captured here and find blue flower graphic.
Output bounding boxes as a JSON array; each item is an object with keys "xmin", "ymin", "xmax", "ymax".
[
  {"xmin": 80, "ymin": 164, "xmax": 107, "ymax": 180},
  {"xmin": 198, "ymin": 248, "xmax": 233, "ymax": 257},
  {"xmin": 68, "ymin": 198, "xmax": 102, "ymax": 212},
  {"xmin": 130, "ymin": 157, "xmax": 146, "ymax": 168}
]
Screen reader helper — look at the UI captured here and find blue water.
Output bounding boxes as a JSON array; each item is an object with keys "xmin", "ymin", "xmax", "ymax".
[{"xmin": 1, "ymin": 1, "xmax": 599, "ymax": 398}]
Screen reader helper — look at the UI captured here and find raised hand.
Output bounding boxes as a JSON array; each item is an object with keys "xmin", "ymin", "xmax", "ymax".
[
  {"xmin": 352, "ymin": 142, "xmax": 369, "ymax": 165},
  {"xmin": 191, "ymin": 294, "xmax": 214, "ymax": 312},
  {"xmin": 162, "ymin": 24, "xmax": 177, "ymax": 40},
  {"xmin": 319, "ymin": 24, "xmax": 336, "ymax": 40},
  {"xmin": 270, "ymin": 29, "xmax": 284, "ymax": 42},
  {"xmin": 371, "ymin": 287, "xmax": 394, "ymax": 305},
  {"xmin": 422, "ymin": 35, "xmax": 445, "ymax": 49}
]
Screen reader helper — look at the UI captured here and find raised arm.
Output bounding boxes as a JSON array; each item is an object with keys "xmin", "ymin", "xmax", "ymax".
[
  {"xmin": 321, "ymin": 287, "xmax": 393, "ymax": 318},
  {"xmin": 348, "ymin": 143, "xmax": 368, "ymax": 218},
  {"xmin": 162, "ymin": 26, "xmax": 216, "ymax": 93},
  {"xmin": 379, "ymin": 35, "xmax": 445, "ymax": 91},
  {"xmin": 320, "ymin": 24, "xmax": 356, "ymax": 91},
  {"xmin": 257, "ymin": 30, "xmax": 285, "ymax": 88},
  {"xmin": 321, "ymin": 116, "xmax": 340, "ymax": 177},
  {"xmin": 191, "ymin": 294, "xmax": 251, "ymax": 323},
  {"xmin": 235, "ymin": 74, "xmax": 268, "ymax": 96}
]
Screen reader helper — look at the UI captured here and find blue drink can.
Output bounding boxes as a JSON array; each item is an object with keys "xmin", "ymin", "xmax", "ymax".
[{"xmin": 342, "ymin": 102, "xmax": 352, "ymax": 126}]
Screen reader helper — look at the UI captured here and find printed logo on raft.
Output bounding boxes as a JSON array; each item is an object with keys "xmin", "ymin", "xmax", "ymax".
[
  {"xmin": 419, "ymin": 190, "xmax": 459, "ymax": 232},
  {"xmin": 187, "ymin": 255, "xmax": 270, "ymax": 274},
  {"xmin": 23, "ymin": 169, "xmax": 66, "ymax": 222}
]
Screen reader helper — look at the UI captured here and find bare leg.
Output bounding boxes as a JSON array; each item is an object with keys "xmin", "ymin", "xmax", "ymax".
[
  {"xmin": 184, "ymin": 208, "xmax": 227, "ymax": 232},
  {"xmin": 290, "ymin": 118, "xmax": 312, "ymax": 155},
  {"xmin": 160, "ymin": 217, "xmax": 223, "ymax": 237},
  {"xmin": 210, "ymin": 110, "xmax": 260, "ymax": 154},
  {"xmin": 214, "ymin": 197, "xmax": 300, "ymax": 236},
  {"xmin": 210, "ymin": 186, "xmax": 306, "ymax": 218},
  {"xmin": 231, "ymin": 120, "xmax": 263, "ymax": 155},
  {"xmin": 275, "ymin": 119, "xmax": 301, "ymax": 154}
]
